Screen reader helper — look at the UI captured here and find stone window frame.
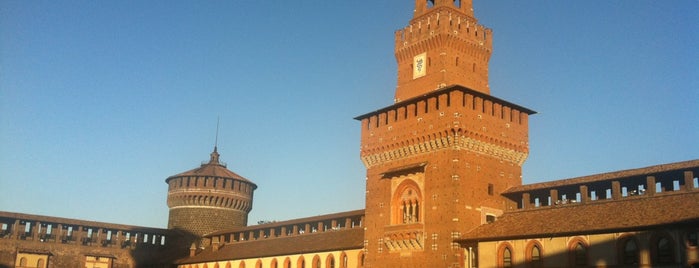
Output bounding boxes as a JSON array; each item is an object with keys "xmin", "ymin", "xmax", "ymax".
[
  {"xmin": 391, "ymin": 180, "xmax": 423, "ymax": 225},
  {"xmin": 567, "ymin": 237, "xmax": 589, "ymax": 267},
  {"xmin": 524, "ymin": 240, "xmax": 543, "ymax": 268},
  {"xmin": 617, "ymin": 234, "xmax": 640, "ymax": 265},
  {"xmin": 497, "ymin": 242, "xmax": 514, "ymax": 268},
  {"xmin": 650, "ymin": 231, "xmax": 676, "ymax": 265}
]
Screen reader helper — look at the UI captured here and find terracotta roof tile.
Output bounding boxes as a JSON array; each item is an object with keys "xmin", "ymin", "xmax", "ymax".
[
  {"xmin": 178, "ymin": 228, "xmax": 365, "ymax": 264},
  {"xmin": 166, "ymin": 148, "xmax": 256, "ymax": 186},
  {"xmin": 460, "ymin": 190, "xmax": 699, "ymax": 242}
]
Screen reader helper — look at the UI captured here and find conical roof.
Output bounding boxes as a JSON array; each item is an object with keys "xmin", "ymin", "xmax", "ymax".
[{"xmin": 166, "ymin": 147, "xmax": 257, "ymax": 188}]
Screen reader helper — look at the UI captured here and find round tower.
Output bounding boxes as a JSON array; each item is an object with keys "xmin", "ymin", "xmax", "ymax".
[{"xmin": 165, "ymin": 147, "xmax": 256, "ymax": 237}]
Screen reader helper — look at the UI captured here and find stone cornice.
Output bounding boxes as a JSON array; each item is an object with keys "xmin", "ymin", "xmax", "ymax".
[{"xmin": 361, "ymin": 134, "xmax": 528, "ymax": 168}]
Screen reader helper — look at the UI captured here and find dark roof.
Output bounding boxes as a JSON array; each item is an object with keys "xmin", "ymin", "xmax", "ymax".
[
  {"xmin": 18, "ymin": 248, "xmax": 52, "ymax": 255},
  {"xmin": 178, "ymin": 228, "xmax": 365, "ymax": 264},
  {"xmin": 505, "ymin": 159, "xmax": 699, "ymax": 194},
  {"xmin": 166, "ymin": 147, "xmax": 256, "ymax": 187},
  {"xmin": 354, "ymin": 84, "xmax": 536, "ymax": 121},
  {"xmin": 459, "ymin": 190, "xmax": 699, "ymax": 242}
]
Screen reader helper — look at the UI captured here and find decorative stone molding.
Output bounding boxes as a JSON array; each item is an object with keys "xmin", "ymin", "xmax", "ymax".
[{"xmin": 361, "ymin": 134, "xmax": 527, "ymax": 168}]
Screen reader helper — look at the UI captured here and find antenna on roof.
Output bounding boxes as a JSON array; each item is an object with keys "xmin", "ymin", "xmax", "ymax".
[{"xmin": 214, "ymin": 116, "xmax": 220, "ymax": 150}]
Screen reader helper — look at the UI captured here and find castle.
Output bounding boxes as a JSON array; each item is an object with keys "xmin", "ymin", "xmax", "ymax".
[{"xmin": 1, "ymin": 1, "xmax": 698, "ymax": 267}]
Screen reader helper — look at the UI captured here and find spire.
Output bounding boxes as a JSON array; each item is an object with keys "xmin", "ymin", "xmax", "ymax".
[{"xmin": 209, "ymin": 117, "xmax": 221, "ymax": 164}]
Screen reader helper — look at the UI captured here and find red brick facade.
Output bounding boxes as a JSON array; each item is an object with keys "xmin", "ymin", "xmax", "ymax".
[{"xmin": 357, "ymin": 1, "xmax": 534, "ymax": 267}]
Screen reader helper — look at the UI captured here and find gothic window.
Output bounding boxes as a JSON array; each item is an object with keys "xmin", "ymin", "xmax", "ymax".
[
  {"xmin": 619, "ymin": 236, "xmax": 639, "ymax": 265},
  {"xmin": 326, "ymin": 255, "xmax": 335, "ymax": 268},
  {"xmin": 502, "ymin": 248, "xmax": 512, "ymax": 268},
  {"xmin": 652, "ymin": 235, "xmax": 675, "ymax": 264},
  {"xmin": 688, "ymin": 229, "xmax": 698, "ymax": 247},
  {"xmin": 570, "ymin": 241, "xmax": 587, "ymax": 266},
  {"xmin": 312, "ymin": 255, "xmax": 321, "ymax": 268},
  {"xmin": 526, "ymin": 241, "xmax": 543, "ymax": 268},
  {"xmin": 498, "ymin": 243, "xmax": 514, "ymax": 268},
  {"xmin": 358, "ymin": 251, "xmax": 365, "ymax": 267},
  {"xmin": 392, "ymin": 181, "xmax": 422, "ymax": 225},
  {"xmin": 297, "ymin": 257, "xmax": 305, "ymax": 268}
]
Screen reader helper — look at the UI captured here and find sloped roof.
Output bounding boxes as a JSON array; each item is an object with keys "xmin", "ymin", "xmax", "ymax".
[
  {"xmin": 166, "ymin": 147, "xmax": 256, "ymax": 187},
  {"xmin": 177, "ymin": 228, "xmax": 365, "ymax": 264},
  {"xmin": 460, "ymin": 190, "xmax": 699, "ymax": 242}
]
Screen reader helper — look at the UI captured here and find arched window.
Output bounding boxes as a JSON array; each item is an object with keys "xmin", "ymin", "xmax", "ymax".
[
  {"xmin": 326, "ymin": 254, "xmax": 335, "ymax": 268},
  {"xmin": 652, "ymin": 234, "xmax": 675, "ymax": 264},
  {"xmin": 498, "ymin": 243, "xmax": 514, "ymax": 268},
  {"xmin": 270, "ymin": 259, "xmax": 278, "ymax": 268},
  {"xmin": 297, "ymin": 256, "xmax": 305, "ymax": 268},
  {"xmin": 19, "ymin": 257, "xmax": 27, "ymax": 267},
  {"xmin": 37, "ymin": 258, "xmax": 45, "ymax": 268},
  {"xmin": 525, "ymin": 241, "xmax": 543, "ymax": 268},
  {"xmin": 283, "ymin": 257, "xmax": 291, "ymax": 268},
  {"xmin": 255, "ymin": 259, "xmax": 263, "ymax": 268},
  {"xmin": 619, "ymin": 236, "xmax": 639, "ymax": 265},
  {"xmin": 573, "ymin": 242, "xmax": 587, "ymax": 266},
  {"xmin": 358, "ymin": 251, "xmax": 365, "ymax": 267},
  {"xmin": 392, "ymin": 181, "xmax": 422, "ymax": 225},
  {"xmin": 503, "ymin": 248, "xmax": 513, "ymax": 268},
  {"xmin": 239, "ymin": 261, "xmax": 246, "ymax": 268},
  {"xmin": 340, "ymin": 252, "xmax": 348, "ymax": 268},
  {"xmin": 312, "ymin": 255, "xmax": 321, "ymax": 268}
]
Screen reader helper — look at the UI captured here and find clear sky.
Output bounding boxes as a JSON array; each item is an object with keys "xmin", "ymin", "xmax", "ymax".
[{"xmin": 1, "ymin": 1, "xmax": 697, "ymax": 229}]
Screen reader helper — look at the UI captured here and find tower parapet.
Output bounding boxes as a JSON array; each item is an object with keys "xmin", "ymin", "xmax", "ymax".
[
  {"xmin": 395, "ymin": 0, "xmax": 492, "ymax": 102},
  {"xmin": 166, "ymin": 147, "xmax": 256, "ymax": 238}
]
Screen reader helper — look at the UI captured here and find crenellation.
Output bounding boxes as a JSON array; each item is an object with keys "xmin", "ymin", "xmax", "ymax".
[{"xmin": 503, "ymin": 162, "xmax": 699, "ymax": 212}]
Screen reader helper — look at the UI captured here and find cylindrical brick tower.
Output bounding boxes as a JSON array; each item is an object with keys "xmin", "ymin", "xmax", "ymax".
[{"xmin": 165, "ymin": 147, "xmax": 256, "ymax": 237}]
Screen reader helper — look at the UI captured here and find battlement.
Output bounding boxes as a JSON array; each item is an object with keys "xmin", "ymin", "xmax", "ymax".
[
  {"xmin": 0, "ymin": 211, "xmax": 175, "ymax": 249},
  {"xmin": 204, "ymin": 210, "xmax": 365, "ymax": 245},
  {"xmin": 355, "ymin": 85, "xmax": 535, "ymax": 168},
  {"xmin": 394, "ymin": 6, "xmax": 494, "ymax": 100},
  {"xmin": 396, "ymin": 8, "xmax": 491, "ymax": 52},
  {"xmin": 503, "ymin": 160, "xmax": 699, "ymax": 211}
]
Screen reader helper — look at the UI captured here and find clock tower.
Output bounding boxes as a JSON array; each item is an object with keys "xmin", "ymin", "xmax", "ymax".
[{"xmin": 356, "ymin": 1, "xmax": 535, "ymax": 267}]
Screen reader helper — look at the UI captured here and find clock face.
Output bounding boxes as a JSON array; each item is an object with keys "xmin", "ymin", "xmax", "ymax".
[{"xmin": 413, "ymin": 52, "xmax": 427, "ymax": 79}]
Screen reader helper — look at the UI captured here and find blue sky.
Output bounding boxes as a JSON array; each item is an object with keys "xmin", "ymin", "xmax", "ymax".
[{"xmin": 1, "ymin": 1, "xmax": 697, "ymax": 228}]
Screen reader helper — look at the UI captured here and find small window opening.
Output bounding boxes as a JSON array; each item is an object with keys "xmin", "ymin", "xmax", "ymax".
[{"xmin": 486, "ymin": 215, "xmax": 496, "ymax": 224}]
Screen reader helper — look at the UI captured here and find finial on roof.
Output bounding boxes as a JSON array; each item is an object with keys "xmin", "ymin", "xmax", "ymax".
[{"xmin": 209, "ymin": 146, "xmax": 220, "ymax": 164}]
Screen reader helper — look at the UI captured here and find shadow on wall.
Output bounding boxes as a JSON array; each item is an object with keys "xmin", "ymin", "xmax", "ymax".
[
  {"xmin": 464, "ymin": 221, "xmax": 699, "ymax": 268},
  {"xmin": 127, "ymin": 228, "xmax": 197, "ymax": 268}
]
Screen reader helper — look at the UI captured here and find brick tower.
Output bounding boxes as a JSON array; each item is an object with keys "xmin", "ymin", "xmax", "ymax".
[
  {"xmin": 165, "ymin": 147, "xmax": 257, "ymax": 238},
  {"xmin": 356, "ymin": 1, "xmax": 535, "ymax": 267}
]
